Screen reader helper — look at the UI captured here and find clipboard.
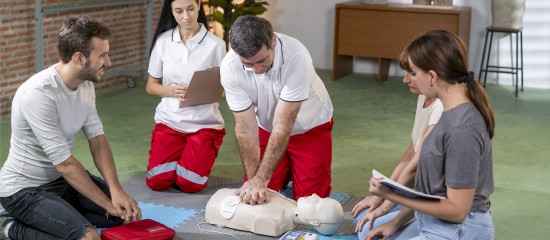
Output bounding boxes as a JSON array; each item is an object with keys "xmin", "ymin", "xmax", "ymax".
[{"xmin": 179, "ymin": 67, "xmax": 223, "ymax": 108}]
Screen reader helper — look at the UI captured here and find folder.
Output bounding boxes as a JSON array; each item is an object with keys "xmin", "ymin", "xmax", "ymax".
[
  {"xmin": 372, "ymin": 169, "xmax": 444, "ymax": 200},
  {"xmin": 179, "ymin": 67, "xmax": 224, "ymax": 108}
]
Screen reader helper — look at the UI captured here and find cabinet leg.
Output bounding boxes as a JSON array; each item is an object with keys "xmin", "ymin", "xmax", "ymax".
[
  {"xmin": 332, "ymin": 55, "xmax": 353, "ymax": 81},
  {"xmin": 377, "ymin": 58, "xmax": 391, "ymax": 83}
]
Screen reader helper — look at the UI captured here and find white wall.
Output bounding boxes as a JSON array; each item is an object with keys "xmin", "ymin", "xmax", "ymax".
[
  {"xmin": 260, "ymin": 0, "xmax": 549, "ymax": 89},
  {"xmin": 261, "ymin": 0, "xmax": 348, "ymax": 73}
]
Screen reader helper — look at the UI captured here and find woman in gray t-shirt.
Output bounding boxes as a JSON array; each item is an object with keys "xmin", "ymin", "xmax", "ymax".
[{"xmin": 365, "ymin": 30, "xmax": 495, "ymax": 240}]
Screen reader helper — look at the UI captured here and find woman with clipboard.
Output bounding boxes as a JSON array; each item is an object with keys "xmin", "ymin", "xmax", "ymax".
[{"xmin": 145, "ymin": 0, "xmax": 226, "ymax": 193}]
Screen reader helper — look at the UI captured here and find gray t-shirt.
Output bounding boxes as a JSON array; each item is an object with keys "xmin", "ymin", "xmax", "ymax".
[
  {"xmin": 0, "ymin": 64, "xmax": 104, "ymax": 197},
  {"xmin": 415, "ymin": 103, "xmax": 493, "ymax": 212}
]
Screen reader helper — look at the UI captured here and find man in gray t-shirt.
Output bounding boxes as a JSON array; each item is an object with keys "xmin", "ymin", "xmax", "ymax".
[
  {"xmin": 416, "ymin": 102, "xmax": 493, "ymax": 212},
  {"xmin": 0, "ymin": 17, "xmax": 141, "ymax": 240}
]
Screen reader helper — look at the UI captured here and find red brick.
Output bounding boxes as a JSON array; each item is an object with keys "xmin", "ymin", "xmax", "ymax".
[
  {"xmin": 1, "ymin": 2, "xmax": 18, "ymax": 7},
  {"xmin": 0, "ymin": 0, "xmax": 164, "ymax": 116}
]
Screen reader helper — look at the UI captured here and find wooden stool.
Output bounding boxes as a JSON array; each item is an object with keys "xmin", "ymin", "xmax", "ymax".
[{"xmin": 478, "ymin": 26, "xmax": 524, "ymax": 97}]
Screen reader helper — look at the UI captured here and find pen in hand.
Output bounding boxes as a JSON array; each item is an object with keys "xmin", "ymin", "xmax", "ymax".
[{"xmin": 172, "ymin": 82, "xmax": 187, "ymax": 102}]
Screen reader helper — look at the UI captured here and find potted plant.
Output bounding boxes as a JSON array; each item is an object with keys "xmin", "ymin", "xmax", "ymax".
[{"xmin": 207, "ymin": 0, "xmax": 269, "ymax": 49}]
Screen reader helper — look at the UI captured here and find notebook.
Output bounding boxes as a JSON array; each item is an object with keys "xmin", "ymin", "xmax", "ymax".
[
  {"xmin": 372, "ymin": 169, "xmax": 444, "ymax": 200},
  {"xmin": 179, "ymin": 67, "xmax": 224, "ymax": 108}
]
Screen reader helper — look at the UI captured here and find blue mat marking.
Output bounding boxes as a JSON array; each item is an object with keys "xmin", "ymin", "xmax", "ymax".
[
  {"xmin": 98, "ymin": 202, "xmax": 200, "ymax": 234},
  {"xmin": 138, "ymin": 202, "xmax": 201, "ymax": 228},
  {"xmin": 280, "ymin": 187, "xmax": 350, "ymax": 204},
  {"xmin": 320, "ymin": 235, "xmax": 358, "ymax": 240}
]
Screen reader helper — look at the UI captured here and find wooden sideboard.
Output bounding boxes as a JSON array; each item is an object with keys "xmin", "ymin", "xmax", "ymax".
[{"xmin": 333, "ymin": 1, "xmax": 471, "ymax": 82}]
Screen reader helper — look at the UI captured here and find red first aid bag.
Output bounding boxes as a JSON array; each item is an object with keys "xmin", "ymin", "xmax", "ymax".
[{"xmin": 100, "ymin": 219, "xmax": 175, "ymax": 240}]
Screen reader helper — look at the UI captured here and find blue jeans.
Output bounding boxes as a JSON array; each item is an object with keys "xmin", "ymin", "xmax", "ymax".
[
  {"xmin": 0, "ymin": 173, "xmax": 123, "ymax": 240},
  {"xmin": 354, "ymin": 205, "xmax": 395, "ymax": 239},
  {"xmin": 409, "ymin": 210, "xmax": 494, "ymax": 240},
  {"xmin": 354, "ymin": 205, "xmax": 419, "ymax": 240}
]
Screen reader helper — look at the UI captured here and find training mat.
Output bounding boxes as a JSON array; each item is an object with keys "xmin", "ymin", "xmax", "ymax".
[{"xmin": 119, "ymin": 172, "xmax": 361, "ymax": 240}]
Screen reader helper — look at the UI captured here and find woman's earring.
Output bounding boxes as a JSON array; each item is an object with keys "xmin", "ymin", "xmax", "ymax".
[{"xmin": 430, "ymin": 78, "xmax": 434, "ymax": 87}]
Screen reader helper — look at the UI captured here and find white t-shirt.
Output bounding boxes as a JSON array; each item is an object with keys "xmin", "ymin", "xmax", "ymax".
[
  {"xmin": 148, "ymin": 25, "xmax": 226, "ymax": 133},
  {"xmin": 220, "ymin": 33, "xmax": 333, "ymax": 135},
  {"xmin": 411, "ymin": 94, "xmax": 443, "ymax": 151},
  {"xmin": 0, "ymin": 64, "xmax": 104, "ymax": 197}
]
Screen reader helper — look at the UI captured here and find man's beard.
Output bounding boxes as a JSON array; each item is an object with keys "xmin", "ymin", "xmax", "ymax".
[{"xmin": 76, "ymin": 62, "xmax": 102, "ymax": 82}]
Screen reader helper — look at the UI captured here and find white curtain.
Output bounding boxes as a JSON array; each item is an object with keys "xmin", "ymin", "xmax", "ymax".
[{"xmin": 491, "ymin": 0, "xmax": 550, "ymax": 89}]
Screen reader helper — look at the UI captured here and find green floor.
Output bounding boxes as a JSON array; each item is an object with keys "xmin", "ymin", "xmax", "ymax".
[{"xmin": 1, "ymin": 70, "xmax": 549, "ymax": 238}]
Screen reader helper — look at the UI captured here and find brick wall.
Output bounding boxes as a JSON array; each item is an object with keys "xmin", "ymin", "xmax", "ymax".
[{"xmin": 0, "ymin": 0, "xmax": 164, "ymax": 116}]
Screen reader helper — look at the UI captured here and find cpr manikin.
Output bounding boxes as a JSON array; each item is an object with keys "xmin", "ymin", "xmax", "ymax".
[{"xmin": 205, "ymin": 188, "xmax": 344, "ymax": 237}]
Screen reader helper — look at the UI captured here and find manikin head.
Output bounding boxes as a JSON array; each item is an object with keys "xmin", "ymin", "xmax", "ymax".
[{"xmin": 293, "ymin": 194, "xmax": 344, "ymax": 235}]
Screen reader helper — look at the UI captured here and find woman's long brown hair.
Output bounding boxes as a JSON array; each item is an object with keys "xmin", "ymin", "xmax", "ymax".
[{"xmin": 399, "ymin": 30, "xmax": 495, "ymax": 138}]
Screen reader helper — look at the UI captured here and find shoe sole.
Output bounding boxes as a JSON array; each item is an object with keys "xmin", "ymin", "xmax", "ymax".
[{"xmin": 0, "ymin": 209, "xmax": 8, "ymax": 218}]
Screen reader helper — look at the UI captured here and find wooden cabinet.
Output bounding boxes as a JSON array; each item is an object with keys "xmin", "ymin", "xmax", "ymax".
[{"xmin": 333, "ymin": 1, "xmax": 471, "ymax": 82}]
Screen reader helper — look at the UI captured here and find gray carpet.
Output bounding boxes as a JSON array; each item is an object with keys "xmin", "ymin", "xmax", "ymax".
[{"xmin": 121, "ymin": 172, "xmax": 361, "ymax": 240}]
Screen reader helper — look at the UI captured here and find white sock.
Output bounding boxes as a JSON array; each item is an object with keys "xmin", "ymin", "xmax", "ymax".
[{"xmin": 2, "ymin": 221, "xmax": 13, "ymax": 239}]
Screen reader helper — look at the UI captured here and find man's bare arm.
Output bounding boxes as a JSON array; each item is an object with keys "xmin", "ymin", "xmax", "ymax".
[
  {"xmin": 255, "ymin": 100, "xmax": 301, "ymax": 181},
  {"xmin": 233, "ymin": 106, "xmax": 261, "ymax": 178},
  {"xmin": 55, "ymin": 156, "xmax": 113, "ymax": 212},
  {"xmin": 89, "ymin": 134, "xmax": 141, "ymax": 222},
  {"xmin": 237, "ymin": 100, "xmax": 301, "ymax": 205}
]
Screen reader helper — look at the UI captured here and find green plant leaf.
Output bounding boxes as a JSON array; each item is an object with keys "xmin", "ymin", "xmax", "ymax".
[{"xmin": 207, "ymin": 0, "xmax": 269, "ymax": 47}]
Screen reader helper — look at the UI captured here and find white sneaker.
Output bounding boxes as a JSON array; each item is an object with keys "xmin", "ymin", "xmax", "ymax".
[
  {"xmin": 1, "ymin": 217, "xmax": 14, "ymax": 240},
  {"xmin": 0, "ymin": 209, "xmax": 8, "ymax": 217}
]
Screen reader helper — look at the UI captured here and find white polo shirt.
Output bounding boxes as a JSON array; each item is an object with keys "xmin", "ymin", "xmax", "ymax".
[
  {"xmin": 148, "ymin": 25, "xmax": 226, "ymax": 133},
  {"xmin": 220, "ymin": 33, "xmax": 333, "ymax": 135}
]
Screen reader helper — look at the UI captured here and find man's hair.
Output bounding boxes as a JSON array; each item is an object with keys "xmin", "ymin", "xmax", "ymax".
[
  {"xmin": 229, "ymin": 15, "xmax": 274, "ymax": 58},
  {"xmin": 57, "ymin": 17, "xmax": 111, "ymax": 63}
]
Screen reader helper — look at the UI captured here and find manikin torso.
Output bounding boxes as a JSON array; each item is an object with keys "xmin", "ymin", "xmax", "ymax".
[
  {"xmin": 205, "ymin": 188, "xmax": 344, "ymax": 237},
  {"xmin": 205, "ymin": 188, "xmax": 296, "ymax": 236}
]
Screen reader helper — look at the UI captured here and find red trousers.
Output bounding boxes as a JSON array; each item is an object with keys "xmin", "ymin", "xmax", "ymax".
[
  {"xmin": 146, "ymin": 123, "xmax": 225, "ymax": 192},
  {"xmin": 252, "ymin": 119, "xmax": 334, "ymax": 200}
]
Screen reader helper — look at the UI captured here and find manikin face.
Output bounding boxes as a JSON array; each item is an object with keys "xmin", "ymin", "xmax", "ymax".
[
  {"xmin": 296, "ymin": 194, "xmax": 323, "ymax": 226},
  {"xmin": 77, "ymin": 37, "xmax": 111, "ymax": 82},
  {"xmin": 172, "ymin": 0, "xmax": 200, "ymax": 31},
  {"xmin": 241, "ymin": 44, "xmax": 275, "ymax": 74},
  {"xmin": 295, "ymin": 194, "xmax": 344, "ymax": 235}
]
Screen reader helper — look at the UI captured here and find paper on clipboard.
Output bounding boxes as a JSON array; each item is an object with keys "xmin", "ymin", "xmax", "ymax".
[
  {"xmin": 372, "ymin": 169, "xmax": 444, "ymax": 200},
  {"xmin": 179, "ymin": 67, "xmax": 224, "ymax": 108}
]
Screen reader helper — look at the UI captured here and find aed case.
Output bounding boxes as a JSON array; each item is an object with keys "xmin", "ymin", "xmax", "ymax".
[
  {"xmin": 279, "ymin": 230, "xmax": 319, "ymax": 240},
  {"xmin": 100, "ymin": 219, "xmax": 175, "ymax": 240}
]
